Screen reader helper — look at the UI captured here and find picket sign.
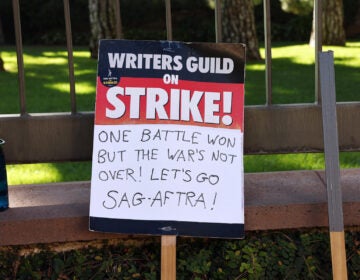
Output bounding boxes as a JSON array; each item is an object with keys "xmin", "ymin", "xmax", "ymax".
[
  {"xmin": 319, "ymin": 51, "xmax": 348, "ymax": 279},
  {"xmin": 88, "ymin": 40, "xmax": 246, "ymax": 279}
]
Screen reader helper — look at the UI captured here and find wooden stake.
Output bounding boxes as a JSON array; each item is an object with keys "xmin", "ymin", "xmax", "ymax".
[
  {"xmin": 161, "ymin": 235, "xmax": 176, "ymax": 280},
  {"xmin": 330, "ymin": 231, "xmax": 347, "ymax": 279},
  {"xmin": 319, "ymin": 51, "xmax": 348, "ymax": 280}
]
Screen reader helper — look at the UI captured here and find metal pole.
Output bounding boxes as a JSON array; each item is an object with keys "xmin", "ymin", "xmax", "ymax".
[
  {"xmin": 165, "ymin": 0, "xmax": 173, "ymax": 40},
  {"xmin": 63, "ymin": 0, "xmax": 77, "ymax": 114},
  {"xmin": 115, "ymin": 0, "xmax": 123, "ymax": 39},
  {"xmin": 12, "ymin": 0, "xmax": 26, "ymax": 116},
  {"xmin": 264, "ymin": 0, "xmax": 272, "ymax": 106},
  {"xmin": 315, "ymin": 0, "xmax": 323, "ymax": 104},
  {"xmin": 215, "ymin": 0, "xmax": 222, "ymax": 43}
]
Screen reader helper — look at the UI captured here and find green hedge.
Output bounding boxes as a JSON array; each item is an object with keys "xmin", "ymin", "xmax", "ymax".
[{"xmin": 1, "ymin": 229, "xmax": 359, "ymax": 279}]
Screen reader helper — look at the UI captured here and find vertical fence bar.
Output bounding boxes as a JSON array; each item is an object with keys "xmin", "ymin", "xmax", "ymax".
[
  {"xmin": 12, "ymin": 0, "xmax": 26, "ymax": 115},
  {"xmin": 264, "ymin": 0, "xmax": 272, "ymax": 105},
  {"xmin": 165, "ymin": 0, "xmax": 173, "ymax": 40},
  {"xmin": 215, "ymin": 0, "xmax": 222, "ymax": 43},
  {"xmin": 115, "ymin": 0, "xmax": 123, "ymax": 39},
  {"xmin": 63, "ymin": 0, "xmax": 77, "ymax": 114},
  {"xmin": 315, "ymin": 0, "xmax": 323, "ymax": 104}
]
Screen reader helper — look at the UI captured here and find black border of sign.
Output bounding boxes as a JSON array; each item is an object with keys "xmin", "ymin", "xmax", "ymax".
[{"xmin": 90, "ymin": 217, "xmax": 244, "ymax": 239}]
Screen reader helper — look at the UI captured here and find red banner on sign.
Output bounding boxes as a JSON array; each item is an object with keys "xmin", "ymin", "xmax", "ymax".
[{"xmin": 95, "ymin": 77, "xmax": 244, "ymax": 130}]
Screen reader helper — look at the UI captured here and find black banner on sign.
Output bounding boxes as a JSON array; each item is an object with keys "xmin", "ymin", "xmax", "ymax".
[
  {"xmin": 90, "ymin": 217, "xmax": 244, "ymax": 238},
  {"xmin": 97, "ymin": 40, "xmax": 245, "ymax": 84},
  {"xmin": 89, "ymin": 39, "xmax": 246, "ymax": 239}
]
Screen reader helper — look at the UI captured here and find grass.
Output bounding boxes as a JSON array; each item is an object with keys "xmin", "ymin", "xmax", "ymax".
[
  {"xmin": 5, "ymin": 162, "xmax": 92, "ymax": 185},
  {"xmin": 1, "ymin": 41, "xmax": 360, "ymax": 185},
  {"xmin": 0, "ymin": 46, "xmax": 97, "ymax": 113},
  {"xmin": 246, "ymin": 41, "xmax": 360, "ymax": 104}
]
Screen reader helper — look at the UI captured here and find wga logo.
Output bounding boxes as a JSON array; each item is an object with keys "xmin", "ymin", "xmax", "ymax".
[{"xmin": 101, "ymin": 68, "xmax": 119, "ymax": 87}]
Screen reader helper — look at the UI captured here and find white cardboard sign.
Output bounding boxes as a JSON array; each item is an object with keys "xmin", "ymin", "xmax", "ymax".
[{"xmin": 89, "ymin": 40, "xmax": 245, "ymax": 238}]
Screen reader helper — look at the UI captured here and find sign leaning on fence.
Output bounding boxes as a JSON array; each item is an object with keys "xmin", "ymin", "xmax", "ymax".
[{"xmin": 89, "ymin": 40, "xmax": 246, "ymax": 238}]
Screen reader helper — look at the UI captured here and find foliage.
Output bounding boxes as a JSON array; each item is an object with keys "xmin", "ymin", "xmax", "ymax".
[
  {"xmin": 254, "ymin": 0, "xmax": 313, "ymax": 42},
  {"xmin": 1, "ymin": 230, "xmax": 359, "ymax": 279},
  {"xmin": 0, "ymin": 0, "xmax": 89, "ymax": 45},
  {"xmin": 343, "ymin": 0, "xmax": 360, "ymax": 30},
  {"xmin": 0, "ymin": 240, "xmax": 160, "ymax": 280},
  {"xmin": 252, "ymin": 0, "xmax": 263, "ymax": 6},
  {"xmin": 0, "ymin": 0, "xmax": 357, "ymax": 45},
  {"xmin": 279, "ymin": 0, "xmax": 313, "ymax": 15}
]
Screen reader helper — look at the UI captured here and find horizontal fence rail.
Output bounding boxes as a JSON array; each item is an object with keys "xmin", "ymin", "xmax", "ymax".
[
  {"xmin": 1, "ymin": 102, "xmax": 360, "ymax": 163},
  {"xmin": 2, "ymin": 168, "xmax": 360, "ymax": 245}
]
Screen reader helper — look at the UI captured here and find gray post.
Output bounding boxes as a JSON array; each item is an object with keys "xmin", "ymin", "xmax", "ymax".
[{"xmin": 319, "ymin": 50, "xmax": 348, "ymax": 279}]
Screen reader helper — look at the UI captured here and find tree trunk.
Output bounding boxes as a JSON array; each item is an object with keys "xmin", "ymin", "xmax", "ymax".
[
  {"xmin": 89, "ymin": 0, "xmax": 123, "ymax": 58},
  {"xmin": 221, "ymin": 0, "xmax": 261, "ymax": 60},
  {"xmin": 310, "ymin": 0, "xmax": 346, "ymax": 46}
]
